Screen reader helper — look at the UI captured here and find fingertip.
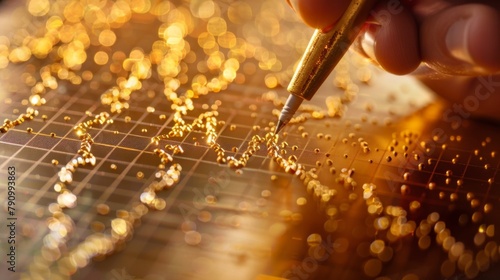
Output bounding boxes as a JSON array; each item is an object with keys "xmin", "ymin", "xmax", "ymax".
[
  {"xmin": 289, "ymin": 0, "xmax": 351, "ymax": 30},
  {"xmin": 422, "ymin": 4, "xmax": 500, "ymax": 75},
  {"xmin": 468, "ymin": 6, "xmax": 500, "ymax": 73},
  {"xmin": 359, "ymin": 3, "xmax": 420, "ymax": 75}
]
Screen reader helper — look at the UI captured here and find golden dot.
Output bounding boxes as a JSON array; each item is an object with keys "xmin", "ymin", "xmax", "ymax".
[
  {"xmin": 181, "ymin": 221, "xmax": 197, "ymax": 233},
  {"xmin": 374, "ymin": 246, "xmax": 391, "ymax": 263},
  {"xmin": 363, "ymin": 258, "xmax": 382, "ymax": 278},
  {"xmin": 396, "ymin": 185, "xmax": 409, "ymax": 196},
  {"xmin": 471, "ymin": 199, "xmax": 480, "ymax": 208},
  {"xmin": 198, "ymin": 211, "xmax": 212, "ymax": 223},
  {"xmin": 433, "ymin": 221, "xmax": 446, "ymax": 233},
  {"xmin": 324, "ymin": 219, "xmax": 338, "ymax": 233},
  {"xmin": 450, "ymin": 242, "xmax": 464, "ymax": 259},
  {"xmin": 96, "ymin": 203, "xmax": 110, "ymax": 215},
  {"xmin": 486, "ymin": 225, "xmax": 495, "ymax": 237},
  {"xmin": 472, "ymin": 211, "xmax": 482, "ymax": 223},
  {"xmin": 205, "ymin": 195, "xmax": 217, "ymax": 204},
  {"xmin": 418, "ymin": 235, "xmax": 431, "ymax": 250},
  {"xmin": 306, "ymin": 233, "xmax": 322, "ymax": 246},
  {"xmin": 441, "ymin": 259, "xmax": 456, "ymax": 278},
  {"xmin": 374, "ymin": 217, "xmax": 389, "ymax": 231},
  {"xmin": 484, "ymin": 203, "xmax": 493, "ymax": 214},
  {"xmin": 370, "ymin": 240, "xmax": 385, "ymax": 254},
  {"xmin": 296, "ymin": 197, "xmax": 307, "ymax": 206},
  {"xmin": 154, "ymin": 198, "xmax": 166, "ymax": 210},
  {"xmin": 184, "ymin": 231, "xmax": 202, "ymax": 246},
  {"xmin": 439, "ymin": 191, "xmax": 445, "ymax": 199},
  {"xmin": 450, "ymin": 193, "xmax": 458, "ymax": 202},
  {"xmin": 51, "ymin": 159, "xmax": 59, "ymax": 165},
  {"xmin": 474, "ymin": 232, "xmax": 486, "ymax": 246},
  {"xmin": 136, "ymin": 171, "xmax": 144, "ymax": 179},
  {"xmin": 409, "ymin": 201, "xmax": 421, "ymax": 212},
  {"xmin": 264, "ymin": 74, "xmax": 278, "ymax": 88},
  {"xmin": 261, "ymin": 190, "xmax": 271, "ymax": 198},
  {"xmin": 90, "ymin": 221, "xmax": 105, "ymax": 232},
  {"xmin": 465, "ymin": 261, "xmax": 479, "ymax": 279}
]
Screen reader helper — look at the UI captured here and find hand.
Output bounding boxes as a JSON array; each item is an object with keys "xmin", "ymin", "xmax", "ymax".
[{"xmin": 287, "ymin": 0, "xmax": 500, "ymax": 122}]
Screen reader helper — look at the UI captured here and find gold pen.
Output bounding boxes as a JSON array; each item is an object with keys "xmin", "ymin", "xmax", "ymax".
[{"xmin": 275, "ymin": 0, "xmax": 376, "ymax": 134}]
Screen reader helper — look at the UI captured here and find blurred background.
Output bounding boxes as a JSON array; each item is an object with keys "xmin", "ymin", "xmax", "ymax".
[{"xmin": 0, "ymin": 1, "xmax": 499, "ymax": 279}]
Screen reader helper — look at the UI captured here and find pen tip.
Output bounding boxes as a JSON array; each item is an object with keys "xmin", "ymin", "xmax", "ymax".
[{"xmin": 275, "ymin": 120, "xmax": 286, "ymax": 134}]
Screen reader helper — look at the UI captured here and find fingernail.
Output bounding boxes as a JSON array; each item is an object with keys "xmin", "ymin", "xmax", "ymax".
[
  {"xmin": 287, "ymin": 0, "xmax": 298, "ymax": 11},
  {"xmin": 359, "ymin": 24, "xmax": 380, "ymax": 63},
  {"xmin": 445, "ymin": 18, "xmax": 474, "ymax": 65}
]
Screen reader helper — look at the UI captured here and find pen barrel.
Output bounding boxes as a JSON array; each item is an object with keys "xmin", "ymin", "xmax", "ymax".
[{"xmin": 287, "ymin": 0, "xmax": 376, "ymax": 100}]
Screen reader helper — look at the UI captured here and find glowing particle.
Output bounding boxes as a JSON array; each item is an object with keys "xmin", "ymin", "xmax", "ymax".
[
  {"xmin": 363, "ymin": 258, "xmax": 382, "ymax": 277},
  {"xmin": 296, "ymin": 197, "xmax": 307, "ymax": 206},
  {"xmin": 90, "ymin": 221, "xmax": 105, "ymax": 232},
  {"xmin": 96, "ymin": 203, "xmax": 110, "ymax": 215},
  {"xmin": 111, "ymin": 218, "xmax": 128, "ymax": 236},
  {"xmin": 370, "ymin": 240, "xmax": 385, "ymax": 254},
  {"xmin": 306, "ymin": 234, "xmax": 322, "ymax": 246}
]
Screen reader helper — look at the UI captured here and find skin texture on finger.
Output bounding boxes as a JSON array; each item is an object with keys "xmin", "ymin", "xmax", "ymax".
[
  {"xmin": 287, "ymin": 0, "xmax": 350, "ymax": 30},
  {"xmin": 364, "ymin": 1, "xmax": 420, "ymax": 75},
  {"xmin": 420, "ymin": 4, "xmax": 500, "ymax": 75}
]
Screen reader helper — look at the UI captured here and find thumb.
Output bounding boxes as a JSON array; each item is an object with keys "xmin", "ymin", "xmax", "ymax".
[{"xmin": 287, "ymin": 0, "xmax": 351, "ymax": 30}]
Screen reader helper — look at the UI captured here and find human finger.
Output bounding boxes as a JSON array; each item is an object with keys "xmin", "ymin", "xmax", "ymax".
[
  {"xmin": 356, "ymin": 0, "xmax": 420, "ymax": 75},
  {"xmin": 420, "ymin": 4, "xmax": 500, "ymax": 75},
  {"xmin": 286, "ymin": 0, "xmax": 351, "ymax": 30}
]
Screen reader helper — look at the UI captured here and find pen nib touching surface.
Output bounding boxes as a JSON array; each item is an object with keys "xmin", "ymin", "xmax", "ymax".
[
  {"xmin": 274, "ymin": 119, "xmax": 286, "ymax": 134},
  {"xmin": 275, "ymin": 94, "xmax": 303, "ymax": 134}
]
